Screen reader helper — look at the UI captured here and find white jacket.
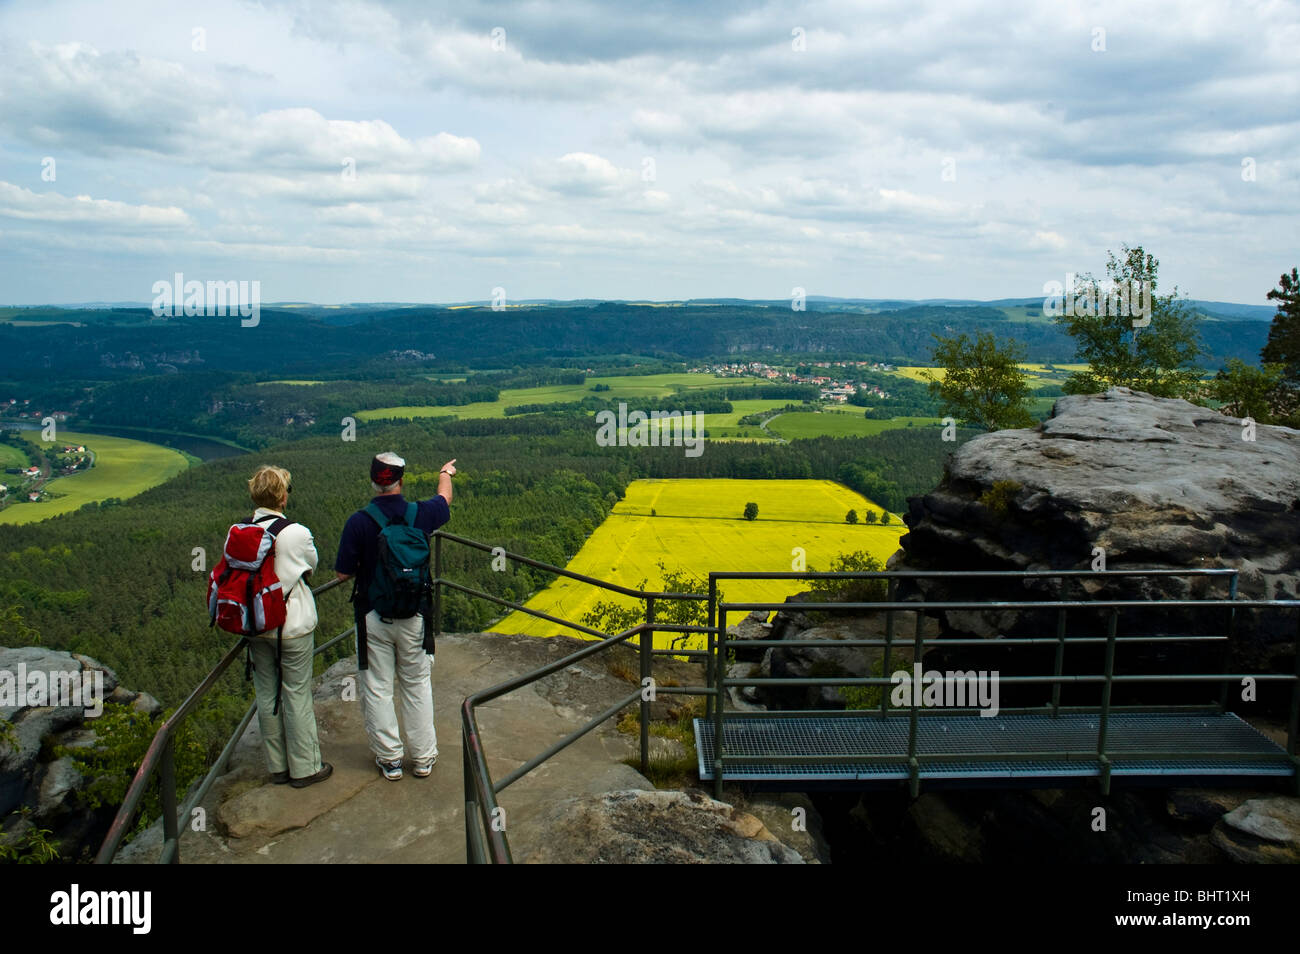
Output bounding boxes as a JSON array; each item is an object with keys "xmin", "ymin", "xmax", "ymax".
[{"xmin": 250, "ymin": 507, "xmax": 319, "ymax": 640}]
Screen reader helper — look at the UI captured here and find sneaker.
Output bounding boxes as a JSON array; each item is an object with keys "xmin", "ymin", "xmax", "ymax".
[
  {"xmin": 270, "ymin": 771, "xmax": 290, "ymax": 785},
  {"xmin": 290, "ymin": 762, "xmax": 333, "ymax": 789},
  {"xmin": 413, "ymin": 757, "xmax": 437, "ymax": 778},
  {"xmin": 377, "ymin": 758, "xmax": 403, "ymax": 781}
]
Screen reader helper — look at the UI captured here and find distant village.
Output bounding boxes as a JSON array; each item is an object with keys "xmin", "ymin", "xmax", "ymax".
[{"xmin": 687, "ymin": 360, "xmax": 894, "ymax": 402}]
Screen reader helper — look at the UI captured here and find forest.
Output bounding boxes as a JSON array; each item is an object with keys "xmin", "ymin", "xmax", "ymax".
[{"xmin": 0, "ymin": 412, "xmax": 975, "ymax": 754}]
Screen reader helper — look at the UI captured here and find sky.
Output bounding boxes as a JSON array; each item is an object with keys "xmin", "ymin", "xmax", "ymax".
[{"xmin": 0, "ymin": 0, "xmax": 1296, "ymax": 306}]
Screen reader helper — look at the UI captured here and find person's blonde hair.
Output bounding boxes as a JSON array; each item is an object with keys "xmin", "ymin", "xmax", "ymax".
[{"xmin": 249, "ymin": 465, "xmax": 291, "ymax": 509}]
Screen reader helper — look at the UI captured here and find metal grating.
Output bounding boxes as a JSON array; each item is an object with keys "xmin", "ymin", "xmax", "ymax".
[{"xmin": 694, "ymin": 711, "xmax": 1294, "ymax": 784}]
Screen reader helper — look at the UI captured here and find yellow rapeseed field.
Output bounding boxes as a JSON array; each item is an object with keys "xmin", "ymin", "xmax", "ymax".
[{"xmin": 490, "ymin": 478, "xmax": 907, "ymax": 650}]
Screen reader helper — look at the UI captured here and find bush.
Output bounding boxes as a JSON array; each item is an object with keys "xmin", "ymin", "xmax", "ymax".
[
  {"xmin": 978, "ymin": 480, "xmax": 1022, "ymax": 516},
  {"xmin": 808, "ymin": 550, "xmax": 888, "ymax": 603},
  {"xmin": 743, "ymin": 502, "xmax": 758, "ymax": 521}
]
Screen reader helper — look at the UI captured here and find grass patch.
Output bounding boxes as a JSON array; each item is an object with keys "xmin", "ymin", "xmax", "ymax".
[{"xmin": 0, "ymin": 431, "xmax": 190, "ymax": 525}]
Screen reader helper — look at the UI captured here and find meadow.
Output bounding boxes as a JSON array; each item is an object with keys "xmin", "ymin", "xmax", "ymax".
[
  {"xmin": 0, "ymin": 430, "xmax": 190, "ymax": 525},
  {"xmin": 357, "ymin": 372, "xmax": 768, "ymax": 422},
  {"xmin": 489, "ymin": 478, "xmax": 907, "ymax": 651},
  {"xmin": 766, "ymin": 411, "xmax": 941, "ymax": 439}
]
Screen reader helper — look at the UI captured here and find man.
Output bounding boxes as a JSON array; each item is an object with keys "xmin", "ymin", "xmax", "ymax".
[{"xmin": 335, "ymin": 451, "xmax": 456, "ymax": 780}]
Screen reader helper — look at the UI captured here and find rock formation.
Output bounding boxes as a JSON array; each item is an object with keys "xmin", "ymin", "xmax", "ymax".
[{"xmin": 889, "ymin": 388, "xmax": 1300, "ymax": 704}]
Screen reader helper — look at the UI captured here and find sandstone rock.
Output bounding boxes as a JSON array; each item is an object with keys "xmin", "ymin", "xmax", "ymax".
[
  {"xmin": 72, "ymin": 654, "xmax": 119, "ymax": 693},
  {"xmin": 1211, "ymin": 796, "xmax": 1300, "ymax": 863},
  {"xmin": 130, "ymin": 692, "xmax": 163, "ymax": 718},
  {"xmin": 728, "ymin": 610, "xmax": 773, "ymax": 662},
  {"xmin": 1166, "ymin": 788, "xmax": 1266, "ymax": 825},
  {"xmin": 734, "ymin": 792, "xmax": 831, "ymax": 863},
  {"xmin": 891, "ymin": 388, "xmax": 1300, "ymax": 701},
  {"xmin": 515, "ymin": 789, "xmax": 805, "ymax": 863},
  {"xmin": 35, "ymin": 757, "xmax": 84, "ymax": 818}
]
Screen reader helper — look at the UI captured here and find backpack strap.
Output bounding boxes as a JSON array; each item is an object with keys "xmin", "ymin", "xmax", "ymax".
[
  {"xmin": 405, "ymin": 502, "xmax": 418, "ymax": 527},
  {"xmin": 363, "ymin": 502, "xmax": 388, "ymax": 528}
]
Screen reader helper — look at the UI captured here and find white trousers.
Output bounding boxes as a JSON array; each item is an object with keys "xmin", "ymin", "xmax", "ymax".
[{"xmin": 358, "ymin": 610, "xmax": 438, "ymax": 765}]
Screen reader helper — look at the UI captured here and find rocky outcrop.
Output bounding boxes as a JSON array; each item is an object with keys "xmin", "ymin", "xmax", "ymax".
[
  {"xmin": 0, "ymin": 645, "xmax": 160, "ymax": 862},
  {"xmin": 1211, "ymin": 796, "xmax": 1300, "ymax": 863},
  {"xmin": 514, "ymin": 789, "xmax": 805, "ymax": 864},
  {"xmin": 890, "ymin": 388, "xmax": 1300, "ymax": 705}
]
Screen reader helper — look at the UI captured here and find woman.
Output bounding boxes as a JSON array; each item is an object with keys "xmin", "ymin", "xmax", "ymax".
[{"xmin": 246, "ymin": 464, "xmax": 332, "ymax": 788}]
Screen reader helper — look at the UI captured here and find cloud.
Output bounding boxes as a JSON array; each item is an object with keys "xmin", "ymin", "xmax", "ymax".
[{"xmin": 0, "ymin": 181, "xmax": 192, "ymax": 228}]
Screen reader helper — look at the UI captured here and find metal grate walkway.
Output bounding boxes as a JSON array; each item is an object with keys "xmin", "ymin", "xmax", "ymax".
[{"xmin": 694, "ymin": 710, "xmax": 1294, "ymax": 787}]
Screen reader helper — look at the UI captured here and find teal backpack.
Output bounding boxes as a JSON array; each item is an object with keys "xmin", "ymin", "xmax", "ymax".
[{"xmin": 364, "ymin": 502, "xmax": 431, "ymax": 620}]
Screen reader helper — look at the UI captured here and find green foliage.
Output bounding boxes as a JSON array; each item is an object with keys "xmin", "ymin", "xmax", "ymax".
[
  {"xmin": 845, "ymin": 509, "xmax": 858, "ymax": 524},
  {"xmin": 807, "ymin": 550, "xmax": 888, "ymax": 603},
  {"xmin": 54, "ymin": 703, "xmax": 207, "ymax": 841},
  {"xmin": 743, "ymin": 501, "xmax": 758, "ymax": 521},
  {"xmin": 1210, "ymin": 360, "xmax": 1289, "ymax": 424},
  {"xmin": 926, "ymin": 331, "xmax": 1035, "ymax": 431},
  {"xmin": 880, "ymin": 512, "xmax": 891, "ymax": 525},
  {"xmin": 581, "ymin": 561, "xmax": 722, "ymax": 650},
  {"xmin": 1262, "ymin": 266, "xmax": 1300, "ymax": 387},
  {"xmin": 1055, "ymin": 246, "xmax": 1205, "ymax": 399},
  {"xmin": 979, "ymin": 479, "xmax": 1022, "ymax": 516},
  {"xmin": 839, "ymin": 653, "xmax": 913, "ymax": 710},
  {"xmin": 864, "ymin": 510, "xmax": 878, "ymax": 524},
  {"xmin": 0, "ymin": 807, "xmax": 60, "ymax": 864}
]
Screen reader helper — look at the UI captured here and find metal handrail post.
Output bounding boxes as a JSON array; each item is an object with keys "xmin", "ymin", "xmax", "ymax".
[
  {"xmin": 907, "ymin": 610, "xmax": 923, "ymax": 797},
  {"xmin": 1051, "ymin": 609, "xmax": 1067, "ymax": 716},
  {"xmin": 880, "ymin": 577, "xmax": 896, "ymax": 719},
  {"xmin": 713, "ymin": 605, "xmax": 727, "ymax": 799},
  {"xmin": 160, "ymin": 736, "xmax": 179, "ymax": 864},
  {"xmin": 1217, "ymin": 571, "xmax": 1239, "ymax": 711},
  {"xmin": 706, "ymin": 574, "xmax": 717, "ymax": 720},
  {"xmin": 640, "ymin": 597, "xmax": 655, "ymax": 776},
  {"xmin": 1097, "ymin": 608, "xmax": 1119, "ymax": 795}
]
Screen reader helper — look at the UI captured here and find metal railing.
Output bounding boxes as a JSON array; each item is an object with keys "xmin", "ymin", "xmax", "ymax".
[
  {"xmin": 95, "ymin": 576, "xmax": 353, "ymax": 864},
  {"xmin": 436, "ymin": 530, "xmax": 713, "ymax": 864},
  {"xmin": 97, "ymin": 540, "xmax": 1300, "ymax": 866},
  {"xmin": 709, "ymin": 568, "xmax": 1300, "ymax": 799}
]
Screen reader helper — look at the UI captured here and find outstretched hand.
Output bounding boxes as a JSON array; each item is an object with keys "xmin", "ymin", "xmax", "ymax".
[{"xmin": 440, "ymin": 459, "xmax": 457, "ymax": 477}]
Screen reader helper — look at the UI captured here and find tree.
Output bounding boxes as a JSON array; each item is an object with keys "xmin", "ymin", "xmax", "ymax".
[
  {"xmin": 1260, "ymin": 267, "xmax": 1300, "ymax": 426},
  {"xmin": 880, "ymin": 511, "xmax": 892, "ymax": 525},
  {"xmin": 1209, "ymin": 359, "xmax": 1286, "ymax": 424},
  {"xmin": 845, "ymin": 509, "xmax": 858, "ymax": 524},
  {"xmin": 1054, "ymin": 245, "xmax": 1204, "ymax": 399},
  {"xmin": 743, "ymin": 502, "xmax": 758, "ymax": 521},
  {"xmin": 864, "ymin": 510, "xmax": 878, "ymax": 524},
  {"xmin": 925, "ymin": 331, "xmax": 1035, "ymax": 431}
]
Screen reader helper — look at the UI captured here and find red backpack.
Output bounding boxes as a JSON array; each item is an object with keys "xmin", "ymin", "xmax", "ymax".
[{"xmin": 208, "ymin": 514, "xmax": 290, "ymax": 637}]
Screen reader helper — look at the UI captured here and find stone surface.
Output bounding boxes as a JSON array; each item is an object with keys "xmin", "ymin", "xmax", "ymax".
[
  {"xmin": 118, "ymin": 632, "xmax": 734, "ymax": 865},
  {"xmin": 1212, "ymin": 796, "xmax": 1300, "ymax": 863},
  {"xmin": 514, "ymin": 789, "xmax": 805, "ymax": 864}
]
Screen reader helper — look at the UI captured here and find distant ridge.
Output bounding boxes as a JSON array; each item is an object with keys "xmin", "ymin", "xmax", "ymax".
[{"xmin": 9, "ymin": 295, "xmax": 1277, "ymax": 319}]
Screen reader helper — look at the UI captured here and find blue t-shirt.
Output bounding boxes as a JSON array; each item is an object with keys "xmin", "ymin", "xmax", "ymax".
[{"xmin": 335, "ymin": 494, "xmax": 450, "ymax": 604}]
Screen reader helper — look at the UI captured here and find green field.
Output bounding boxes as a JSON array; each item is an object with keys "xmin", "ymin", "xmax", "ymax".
[
  {"xmin": 357, "ymin": 372, "xmax": 765, "ymax": 422},
  {"xmin": 490, "ymin": 478, "xmax": 906, "ymax": 651},
  {"xmin": 0, "ymin": 431, "xmax": 190, "ymax": 525},
  {"xmin": 890, "ymin": 364, "xmax": 1089, "ymax": 389},
  {"xmin": 766, "ymin": 411, "xmax": 941, "ymax": 439},
  {"xmin": 0, "ymin": 443, "xmax": 30, "ymax": 470}
]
